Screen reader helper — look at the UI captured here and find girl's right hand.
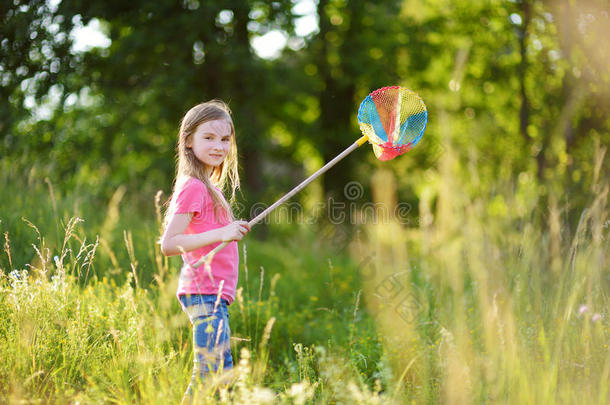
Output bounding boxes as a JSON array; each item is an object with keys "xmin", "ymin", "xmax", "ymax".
[{"xmin": 220, "ymin": 220, "xmax": 250, "ymax": 242}]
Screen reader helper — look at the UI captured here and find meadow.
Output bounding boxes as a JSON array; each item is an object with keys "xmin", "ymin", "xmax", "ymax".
[
  {"xmin": 1, "ymin": 146, "xmax": 608, "ymax": 404},
  {"xmin": 2, "ymin": 0, "xmax": 609, "ymax": 403}
]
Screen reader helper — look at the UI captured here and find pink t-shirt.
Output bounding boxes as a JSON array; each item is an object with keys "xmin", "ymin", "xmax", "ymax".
[{"xmin": 171, "ymin": 177, "xmax": 239, "ymax": 304}]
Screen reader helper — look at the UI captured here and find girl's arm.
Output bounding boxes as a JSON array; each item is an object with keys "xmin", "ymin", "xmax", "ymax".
[{"xmin": 160, "ymin": 213, "xmax": 250, "ymax": 256}]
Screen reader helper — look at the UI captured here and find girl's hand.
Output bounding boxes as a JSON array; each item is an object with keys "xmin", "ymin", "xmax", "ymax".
[{"xmin": 219, "ymin": 220, "xmax": 250, "ymax": 242}]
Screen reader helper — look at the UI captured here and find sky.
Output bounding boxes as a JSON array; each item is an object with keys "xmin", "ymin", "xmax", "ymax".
[{"xmin": 70, "ymin": 0, "xmax": 319, "ymax": 59}]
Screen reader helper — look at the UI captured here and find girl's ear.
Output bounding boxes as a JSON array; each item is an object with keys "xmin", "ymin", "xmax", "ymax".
[{"xmin": 185, "ymin": 135, "xmax": 192, "ymax": 148}]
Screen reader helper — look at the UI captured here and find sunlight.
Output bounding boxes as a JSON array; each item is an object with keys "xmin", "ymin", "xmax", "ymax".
[{"xmin": 70, "ymin": 18, "xmax": 111, "ymax": 53}]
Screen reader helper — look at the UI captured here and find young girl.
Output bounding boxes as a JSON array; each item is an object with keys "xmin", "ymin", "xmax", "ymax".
[{"xmin": 160, "ymin": 100, "xmax": 250, "ymax": 399}]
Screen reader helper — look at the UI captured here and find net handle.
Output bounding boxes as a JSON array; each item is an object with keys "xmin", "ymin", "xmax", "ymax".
[{"xmin": 193, "ymin": 134, "xmax": 369, "ymax": 268}]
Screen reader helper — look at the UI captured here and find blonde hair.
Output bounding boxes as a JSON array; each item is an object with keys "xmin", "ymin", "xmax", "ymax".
[{"xmin": 164, "ymin": 100, "xmax": 240, "ymax": 228}]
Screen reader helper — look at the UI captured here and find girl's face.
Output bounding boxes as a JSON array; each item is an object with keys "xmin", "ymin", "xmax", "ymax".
[{"xmin": 187, "ymin": 119, "xmax": 233, "ymax": 168}]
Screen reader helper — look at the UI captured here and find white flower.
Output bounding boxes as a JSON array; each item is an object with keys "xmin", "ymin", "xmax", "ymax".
[{"xmin": 286, "ymin": 381, "xmax": 315, "ymax": 405}]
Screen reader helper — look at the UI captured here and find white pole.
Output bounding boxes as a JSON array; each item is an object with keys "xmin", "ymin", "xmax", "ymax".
[{"xmin": 193, "ymin": 135, "xmax": 368, "ymax": 268}]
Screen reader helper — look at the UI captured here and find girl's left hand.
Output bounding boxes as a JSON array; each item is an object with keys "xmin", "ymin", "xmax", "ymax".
[{"xmin": 219, "ymin": 220, "xmax": 250, "ymax": 242}]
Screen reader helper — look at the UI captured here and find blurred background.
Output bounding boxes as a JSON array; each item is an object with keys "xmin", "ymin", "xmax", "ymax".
[
  {"xmin": 1, "ymin": 0, "xmax": 608, "ymax": 403},
  {"xmin": 2, "ymin": 0, "xmax": 607, "ymax": 215}
]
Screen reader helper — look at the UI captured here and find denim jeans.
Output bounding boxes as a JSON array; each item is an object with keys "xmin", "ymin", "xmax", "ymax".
[{"xmin": 179, "ymin": 294, "xmax": 233, "ymax": 397}]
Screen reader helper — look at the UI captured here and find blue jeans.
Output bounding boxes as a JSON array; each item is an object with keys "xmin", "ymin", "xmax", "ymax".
[{"xmin": 179, "ymin": 294, "xmax": 233, "ymax": 393}]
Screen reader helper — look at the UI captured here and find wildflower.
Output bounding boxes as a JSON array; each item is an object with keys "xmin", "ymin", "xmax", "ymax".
[
  {"xmin": 287, "ymin": 381, "xmax": 315, "ymax": 404},
  {"xmin": 250, "ymin": 387, "xmax": 275, "ymax": 403},
  {"xmin": 578, "ymin": 305, "xmax": 589, "ymax": 315},
  {"xmin": 591, "ymin": 313, "xmax": 602, "ymax": 323}
]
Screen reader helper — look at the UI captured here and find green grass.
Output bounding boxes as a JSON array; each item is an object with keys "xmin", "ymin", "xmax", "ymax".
[{"xmin": 1, "ymin": 157, "xmax": 608, "ymax": 403}]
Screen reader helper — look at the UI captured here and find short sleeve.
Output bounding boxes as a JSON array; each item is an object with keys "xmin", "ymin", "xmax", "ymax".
[{"xmin": 173, "ymin": 178, "xmax": 209, "ymax": 216}]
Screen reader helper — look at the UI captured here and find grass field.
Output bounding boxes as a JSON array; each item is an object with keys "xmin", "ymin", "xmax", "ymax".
[{"xmin": 1, "ymin": 154, "xmax": 608, "ymax": 404}]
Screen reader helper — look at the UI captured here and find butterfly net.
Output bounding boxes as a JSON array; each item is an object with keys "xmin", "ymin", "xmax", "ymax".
[{"xmin": 357, "ymin": 86, "xmax": 428, "ymax": 161}]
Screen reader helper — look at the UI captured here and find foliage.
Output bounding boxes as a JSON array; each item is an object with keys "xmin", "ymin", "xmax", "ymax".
[{"xmin": 2, "ymin": 0, "xmax": 607, "ymax": 216}]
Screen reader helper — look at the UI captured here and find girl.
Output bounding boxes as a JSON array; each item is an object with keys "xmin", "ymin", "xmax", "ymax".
[{"xmin": 160, "ymin": 100, "xmax": 250, "ymax": 400}]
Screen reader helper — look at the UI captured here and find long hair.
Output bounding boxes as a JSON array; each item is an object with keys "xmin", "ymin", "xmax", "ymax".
[{"xmin": 164, "ymin": 100, "xmax": 240, "ymax": 228}]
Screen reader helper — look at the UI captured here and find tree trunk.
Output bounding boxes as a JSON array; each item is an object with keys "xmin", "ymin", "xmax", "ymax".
[
  {"xmin": 518, "ymin": 0, "xmax": 531, "ymax": 143},
  {"xmin": 232, "ymin": 3, "xmax": 264, "ymax": 197},
  {"xmin": 316, "ymin": 0, "xmax": 362, "ymax": 201}
]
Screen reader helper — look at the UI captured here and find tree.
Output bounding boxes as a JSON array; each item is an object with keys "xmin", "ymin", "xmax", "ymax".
[
  {"xmin": 2, "ymin": 0, "xmax": 296, "ymax": 204},
  {"xmin": 0, "ymin": 0, "xmax": 79, "ymax": 154}
]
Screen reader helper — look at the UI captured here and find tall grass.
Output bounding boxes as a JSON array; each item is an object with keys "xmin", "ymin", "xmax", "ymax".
[
  {"xmin": 357, "ymin": 145, "xmax": 609, "ymax": 403},
  {"xmin": 0, "ymin": 165, "xmax": 384, "ymax": 403},
  {"xmin": 1, "ymin": 143, "xmax": 608, "ymax": 403}
]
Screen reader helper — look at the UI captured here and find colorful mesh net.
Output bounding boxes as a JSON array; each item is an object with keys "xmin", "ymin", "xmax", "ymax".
[{"xmin": 357, "ymin": 86, "xmax": 428, "ymax": 161}]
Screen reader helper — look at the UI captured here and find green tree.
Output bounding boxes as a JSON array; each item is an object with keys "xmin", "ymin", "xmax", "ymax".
[
  {"xmin": 0, "ymin": 0, "xmax": 80, "ymax": 155},
  {"xmin": 2, "ymin": 0, "xmax": 607, "ymax": 223},
  {"xmin": 2, "ymin": 0, "xmax": 297, "ymax": 204}
]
